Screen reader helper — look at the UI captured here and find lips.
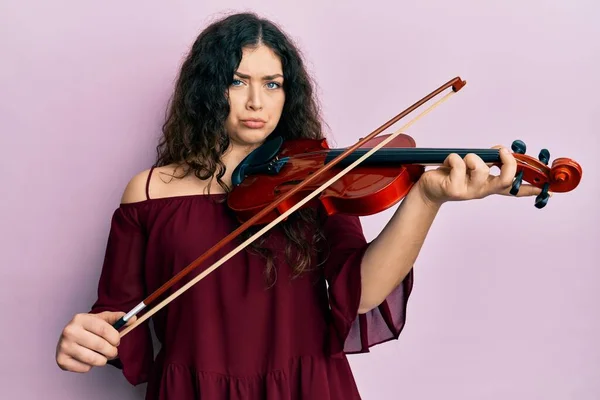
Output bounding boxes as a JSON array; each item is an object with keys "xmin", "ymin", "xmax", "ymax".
[{"xmin": 241, "ymin": 118, "xmax": 266, "ymax": 129}]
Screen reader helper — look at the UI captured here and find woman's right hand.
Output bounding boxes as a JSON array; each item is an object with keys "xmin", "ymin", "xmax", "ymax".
[{"xmin": 55, "ymin": 311, "xmax": 135, "ymax": 373}]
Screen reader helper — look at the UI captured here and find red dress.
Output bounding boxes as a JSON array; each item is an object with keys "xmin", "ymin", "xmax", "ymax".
[{"xmin": 90, "ymin": 169, "xmax": 413, "ymax": 399}]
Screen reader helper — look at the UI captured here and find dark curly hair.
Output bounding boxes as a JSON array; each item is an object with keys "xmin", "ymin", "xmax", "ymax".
[{"xmin": 154, "ymin": 12, "xmax": 327, "ymax": 284}]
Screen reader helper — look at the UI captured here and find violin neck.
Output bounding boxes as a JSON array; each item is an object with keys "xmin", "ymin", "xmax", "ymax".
[{"xmin": 324, "ymin": 148, "xmax": 501, "ymax": 167}]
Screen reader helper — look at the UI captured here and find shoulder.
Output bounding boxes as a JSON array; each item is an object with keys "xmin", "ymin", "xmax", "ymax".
[
  {"xmin": 120, "ymin": 163, "xmax": 188, "ymax": 204},
  {"xmin": 120, "ymin": 168, "xmax": 153, "ymax": 204}
]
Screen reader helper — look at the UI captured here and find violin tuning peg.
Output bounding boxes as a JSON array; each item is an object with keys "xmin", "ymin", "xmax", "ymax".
[
  {"xmin": 511, "ymin": 140, "xmax": 526, "ymax": 154},
  {"xmin": 534, "ymin": 183, "xmax": 551, "ymax": 209},
  {"xmin": 510, "ymin": 170, "xmax": 523, "ymax": 196},
  {"xmin": 538, "ymin": 148, "xmax": 550, "ymax": 165}
]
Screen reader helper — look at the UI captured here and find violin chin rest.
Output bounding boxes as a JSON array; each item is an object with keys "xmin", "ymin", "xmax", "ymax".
[{"xmin": 232, "ymin": 136, "xmax": 284, "ymax": 186}]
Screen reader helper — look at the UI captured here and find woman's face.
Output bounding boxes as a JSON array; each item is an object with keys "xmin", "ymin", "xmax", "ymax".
[{"xmin": 224, "ymin": 44, "xmax": 286, "ymax": 150}]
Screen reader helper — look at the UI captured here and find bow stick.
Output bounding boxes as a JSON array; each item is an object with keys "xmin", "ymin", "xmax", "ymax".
[{"xmin": 115, "ymin": 76, "xmax": 466, "ymax": 337}]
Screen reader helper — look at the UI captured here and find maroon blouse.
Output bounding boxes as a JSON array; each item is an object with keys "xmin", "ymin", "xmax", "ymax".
[{"xmin": 90, "ymin": 170, "xmax": 413, "ymax": 399}]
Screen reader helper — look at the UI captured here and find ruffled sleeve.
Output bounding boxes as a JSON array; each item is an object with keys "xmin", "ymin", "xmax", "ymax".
[
  {"xmin": 320, "ymin": 211, "xmax": 414, "ymax": 357},
  {"xmin": 89, "ymin": 204, "xmax": 154, "ymax": 386}
]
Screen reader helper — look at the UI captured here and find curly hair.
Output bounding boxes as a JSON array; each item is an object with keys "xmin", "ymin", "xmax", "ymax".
[{"xmin": 154, "ymin": 12, "xmax": 327, "ymax": 284}]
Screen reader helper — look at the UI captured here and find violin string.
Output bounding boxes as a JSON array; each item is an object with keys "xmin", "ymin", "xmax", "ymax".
[{"xmin": 119, "ymin": 88, "xmax": 457, "ymax": 338}]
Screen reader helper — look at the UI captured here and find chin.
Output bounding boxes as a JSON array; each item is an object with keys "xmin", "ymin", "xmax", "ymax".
[{"xmin": 232, "ymin": 128, "xmax": 273, "ymax": 146}]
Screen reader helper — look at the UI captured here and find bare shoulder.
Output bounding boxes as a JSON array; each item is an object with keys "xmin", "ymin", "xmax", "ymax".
[
  {"xmin": 120, "ymin": 168, "xmax": 153, "ymax": 204},
  {"xmin": 120, "ymin": 163, "xmax": 198, "ymax": 204}
]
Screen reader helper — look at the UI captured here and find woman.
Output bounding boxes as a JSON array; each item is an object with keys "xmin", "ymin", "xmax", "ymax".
[{"xmin": 55, "ymin": 12, "xmax": 541, "ymax": 399}]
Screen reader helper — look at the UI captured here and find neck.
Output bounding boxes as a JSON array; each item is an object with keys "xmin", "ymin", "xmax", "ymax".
[{"xmin": 220, "ymin": 141, "xmax": 262, "ymax": 185}]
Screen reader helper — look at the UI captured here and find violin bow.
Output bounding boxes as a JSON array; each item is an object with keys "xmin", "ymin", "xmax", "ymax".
[{"xmin": 115, "ymin": 77, "xmax": 466, "ymax": 337}]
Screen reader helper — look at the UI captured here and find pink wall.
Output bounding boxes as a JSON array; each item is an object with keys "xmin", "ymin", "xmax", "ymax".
[{"xmin": 2, "ymin": 0, "xmax": 598, "ymax": 399}]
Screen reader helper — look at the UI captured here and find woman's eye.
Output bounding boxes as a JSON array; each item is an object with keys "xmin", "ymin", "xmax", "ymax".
[{"xmin": 266, "ymin": 82, "xmax": 281, "ymax": 89}]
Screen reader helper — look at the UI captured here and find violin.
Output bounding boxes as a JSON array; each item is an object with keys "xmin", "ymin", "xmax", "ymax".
[
  {"xmin": 112, "ymin": 77, "xmax": 582, "ymax": 335},
  {"xmin": 227, "ymin": 133, "xmax": 581, "ymax": 222}
]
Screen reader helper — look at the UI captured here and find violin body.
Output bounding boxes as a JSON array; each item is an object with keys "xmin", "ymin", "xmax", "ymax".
[{"xmin": 228, "ymin": 134, "xmax": 425, "ymax": 224}]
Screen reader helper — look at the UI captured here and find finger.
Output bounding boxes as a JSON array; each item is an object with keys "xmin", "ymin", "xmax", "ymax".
[
  {"xmin": 443, "ymin": 153, "xmax": 466, "ymax": 184},
  {"xmin": 69, "ymin": 344, "xmax": 109, "ymax": 367},
  {"xmin": 442, "ymin": 153, "xmax": 467, "ymax": 197},
  {"xmin": 98, "ymin": 311, "xmax": 126, "ymax": 325},
  {"xmin": 464, "ymin": 153, "xmax": 489, "ymax": 187},
  {"xmin": 491, "ymin": 147, "xmax": 518, "ymax": 193},
  {"xmin": 486, "ymin": 144, "xmax": 505, "ymax": 167},
  {"xmin": 57, "ymin": 355, "xmax": 93, "ymax": 373},
  {"xmin": 59, "ymin": 323, "xmax": 116, "ymax": 363},
  {"xmin": 74, "ymin": 329, "xmax": 118, "ymax": 360},
  {"xmin": 81, "ymin": 315, "xmax": 121, "ymax": 347},
  {"xmin": 501, "ymin": 183, "xmax": 546, "ymax": 197},
  {"xmin": 99, "ymin": 311, "xmax": 136, "ymax": 329}
]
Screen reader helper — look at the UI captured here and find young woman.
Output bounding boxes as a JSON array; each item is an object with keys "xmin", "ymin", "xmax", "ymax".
[{"xmin": 55, "ymin": 12, "xmax": 541, "ymax": 399}]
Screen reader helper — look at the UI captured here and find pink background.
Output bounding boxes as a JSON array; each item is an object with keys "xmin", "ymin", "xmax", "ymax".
[{"xmin": 1, "ymin": 0, "xmax": 598, "ymax": 399}]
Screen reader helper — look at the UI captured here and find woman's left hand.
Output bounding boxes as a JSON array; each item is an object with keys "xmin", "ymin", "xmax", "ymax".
[{"xmin": 416, "ymin": 145, "xmax": 546, "ymax": 207}]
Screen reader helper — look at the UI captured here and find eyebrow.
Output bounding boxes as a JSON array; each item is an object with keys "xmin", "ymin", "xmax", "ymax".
[{"xmin": 234, "ymin": 71, "xmax": 284, "ymax": 80}]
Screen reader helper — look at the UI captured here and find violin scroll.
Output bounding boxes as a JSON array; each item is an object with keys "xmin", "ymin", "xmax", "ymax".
[{"xmin": 508, "ymin": 139, "xmax": 582, "ymax": 208}]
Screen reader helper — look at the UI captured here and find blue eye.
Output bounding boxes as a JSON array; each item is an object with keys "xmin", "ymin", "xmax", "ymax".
[
  {"xmin": 266, "ymin": 82, "xmax": 281, "ymax": 89},
  {"xmin": 231, "ymin": 79, "xmax": 243, "ymax": 86}
]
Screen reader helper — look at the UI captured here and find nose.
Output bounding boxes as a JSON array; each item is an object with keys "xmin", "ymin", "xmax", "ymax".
[{"xmin": 246, "ymin": 85, "xmax": 263, "ymax": 111}]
